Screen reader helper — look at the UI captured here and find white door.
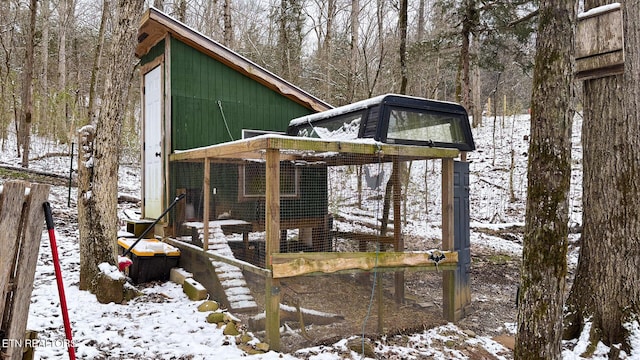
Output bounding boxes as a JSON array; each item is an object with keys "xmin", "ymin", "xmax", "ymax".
[{"xmin": 143, "ymin": 66, "xmax": 163, "ymax": 219}]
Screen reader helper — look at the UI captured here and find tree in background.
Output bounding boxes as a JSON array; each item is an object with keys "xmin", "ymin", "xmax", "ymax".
[
  {"xmin": 0, "ymin": 0, "xmax": 538, "ymax": 170},
  {"xmin": 430, "ymin": 0, "xmax": 535, "ymax": 124},
  {"xmin": 564, "ymin": 1, "xmax": 640, "ymax": 355},
  {"xmin": 398, "ymin": 0, "xmax": 408, "ymax": 94},
  {"xmin": 514, "ymin": 0, "xmax": 575, "ymax": 358},
  {"xmin": 18, "ymin": 0, "xmax": 37, "ymax": 168},
  {"xmin": 87, "ymin": 0, "xmax": 110, "ymax": 124},
  {"xmin": 223, "ymin": 0, "xmax": 233, "ymax": 47},
  {"xmin": 78, "ymin": 0, "xmax": 144, "ymax": 302},
  {"xmin": 277, "ymin": 0, "xmax": 304, "ymax": 83}
]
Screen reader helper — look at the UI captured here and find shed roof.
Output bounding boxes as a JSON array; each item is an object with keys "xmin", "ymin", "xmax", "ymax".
[{"xmin": 135, "ymin": 7, "xmax": 333, "ymax": 113}]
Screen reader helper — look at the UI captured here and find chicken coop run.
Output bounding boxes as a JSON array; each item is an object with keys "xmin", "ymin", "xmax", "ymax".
[
  {"xmin": 134, "ymin": 8, "xmax": 474, "ymax": 350},
  {"xmin": 164, "ymin": 95, "xmax": 474, "ymax": 350}
]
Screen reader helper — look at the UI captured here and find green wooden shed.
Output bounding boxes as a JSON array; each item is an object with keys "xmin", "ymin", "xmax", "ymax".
[{"xmin": 134, "ymin": 8, "xmax": 332, "ymax": 235}]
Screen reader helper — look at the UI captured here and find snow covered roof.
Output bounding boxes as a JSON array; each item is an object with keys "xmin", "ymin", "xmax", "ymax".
[
  {"xmin": 135, "ymin": 7, "xmax": 332, "ymax": 113},
  {"xmin": 287, "ymin": 94, "xmax": 476, "ymax": 152}
]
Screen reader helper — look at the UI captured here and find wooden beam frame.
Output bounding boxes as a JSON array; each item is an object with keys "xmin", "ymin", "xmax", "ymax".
[{"xmin": 170, "ymin": 135, "xmax": 459, "ymax": 163}]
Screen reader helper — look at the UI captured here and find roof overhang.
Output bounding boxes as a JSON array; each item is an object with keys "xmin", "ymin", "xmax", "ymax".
[{"xmin": 136, "ymin": 7, "xmax": 333, "ymax": 113}]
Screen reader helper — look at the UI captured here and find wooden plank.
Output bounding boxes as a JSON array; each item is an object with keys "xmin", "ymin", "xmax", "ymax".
[
  {"xmin": 576, "ymin": 5, "xmax": 623, "ymax": 59},
  {"xmin": 170, "ymin": 137, "xmax": 270, "ymax": 161},
  {"xmin": 271, "ymin": 251, "xmax": 458, "ymax": 279},
  {"xmin": 165, "ymin": 237, "xmax": 271, "ymax": 277},
  {"xmin": 4, "ymin": 183, "xmax": 49, "ymax": 360},
  {"xmin": 0, "ymin": 181, "xmax": 27, "ymax": 328},
  {"xmin": 264, "ymin": 148, "xmax": 281, "ymax": 351},
  {"xmin": 266, "ymin": 137, "xmax": 460, "ymax": 159}
]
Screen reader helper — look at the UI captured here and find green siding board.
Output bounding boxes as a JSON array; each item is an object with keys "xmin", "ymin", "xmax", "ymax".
[
  {"xmin": 140, "ymin": 39, "xmax": 165, "ymax": 66},
  {"xmin": 169, "ymin": 38, "xmax": 314, "ymax": 151}
]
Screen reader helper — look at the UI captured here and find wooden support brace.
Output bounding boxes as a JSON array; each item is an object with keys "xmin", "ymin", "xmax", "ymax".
[
  {"xmin": 265, "ymin": 148, "xmax": 281, "ymax": 351},
  {"xmin": 271, "ymin": 251, "xmax": 458, "ymax": 278}
]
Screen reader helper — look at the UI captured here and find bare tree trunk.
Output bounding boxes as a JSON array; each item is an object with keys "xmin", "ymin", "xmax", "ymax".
[
  {"xmin": 19, "ymin": 0, "xmax": 37, "ymax": 168},
  {"xmin": 471, "ymin": 35, "xmax": 482, "ymax": 127},
  {"xmin": 57, "ymin": 0, "xmax": 75, "ymax": 143},
  {"xmin": 364, "ymin": 0, "xmax": 385, "ymax": 98},
  {"xmin": 346, "ymin": 0, "xmax": 359, "ymax": 102},
  {"xmin": 176, "ymin": 0, "xmax": 187, "ymax": 22},
  {"xmin": 417, "ymin": 0, "xmax": 426, "ymax": 42},
  {"xmin": 514, "ymin": 0, "xmax": 575, "ymax": 358},
  {"xmin": 78, "ymin": 0, "xmax": 145, "ymax": 302},
  {"xmin": 398, "ymin": 0, "xmax": 408, "ymax": 94},
  {"xmin": 564, "ymin": 1, "xmax": 640, "ymax": 354},
  {"xmin": 87, "ymin": 0, "xmax": 110, "ymax": 124},
  {"xmin": 223, "ymin": 0, "xmax": 233, "ymax": 47},
  {"xmin": 278, "ymin": 0, "xmax": 303, "ymax": 83},
  {"xmin": 41, "ymin": 0, "xmax": 50, "ymax": 131},
  {"xmin": 455, "ymin": 0, "xmax": 477, "ymax": 111},
  {"xmin": 323, "ymin": 0, "xmax": 335, "ymax": 101}
]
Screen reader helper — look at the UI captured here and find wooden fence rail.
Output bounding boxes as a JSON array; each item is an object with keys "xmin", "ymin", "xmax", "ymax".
[{"xmin": 1, "ymin": 181, "xmax": 50, "ymax": 360}]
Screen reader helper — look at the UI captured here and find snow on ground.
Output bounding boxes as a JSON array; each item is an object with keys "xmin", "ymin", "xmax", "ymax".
[{"xmin": 0, "ymin": 112, "xmax": 634, "ymax": 359}]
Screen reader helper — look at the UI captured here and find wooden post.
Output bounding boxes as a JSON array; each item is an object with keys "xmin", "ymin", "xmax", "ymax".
[
  {"xmin": 441, "ymin": 158, "xmax": 458, "ymax": 321},
  {"xmin": 265, "ymin": 148, "xmax": 281, "ymax": 351},
  {"xmin": 203, "ymin": 159, "xmax": 210, "ymax": 251},
  {"xmin": 393, "ymin": 159, "xmax": 404, "ymax": 305}
]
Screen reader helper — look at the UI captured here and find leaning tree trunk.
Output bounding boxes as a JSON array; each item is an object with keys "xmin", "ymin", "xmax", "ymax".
[
  {"xmin": 564, "ymin": 1, "xmax": 640, "ymax": 355},
  {"xmin": 514, "ymin": 0, "xmax": 575, "ymax": 359},
  {"xmin": 78, "ymin": 0, "xmax": 144, "ymax": 303}
]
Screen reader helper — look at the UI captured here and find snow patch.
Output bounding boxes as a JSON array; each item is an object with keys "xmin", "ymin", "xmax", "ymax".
[
  {"xmin": 98, "ymin": 262, "xmax": 125, "ymax": 281},
  {"xmin": 578, "ymin": 2, "xmax": 620, "ymax": 19}
]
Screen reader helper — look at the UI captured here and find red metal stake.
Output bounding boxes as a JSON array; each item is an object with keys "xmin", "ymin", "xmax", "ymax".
[{"xmin": 43, "ymin": 202, "xmax": 77, "ymax": 360}]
